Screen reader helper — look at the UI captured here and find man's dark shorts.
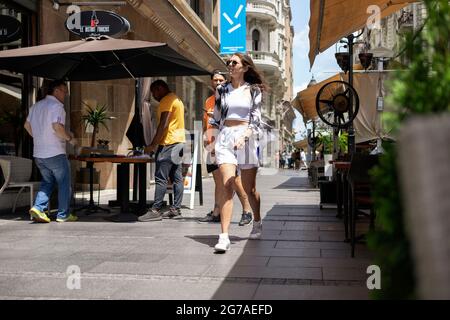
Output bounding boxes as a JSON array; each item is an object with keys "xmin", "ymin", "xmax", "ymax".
[
  {"xmin": 206, "ymin": 164, "xmax": 219, "ymax": 173},
  {"xmin": 206, "ymin": 151, "xmax": 219, "ymax": 173}
]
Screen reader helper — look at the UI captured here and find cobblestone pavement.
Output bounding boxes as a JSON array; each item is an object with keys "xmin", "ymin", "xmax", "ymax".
[{"xmin": 0, "ymin": 169, "xmax": 373, "ymax": 299}]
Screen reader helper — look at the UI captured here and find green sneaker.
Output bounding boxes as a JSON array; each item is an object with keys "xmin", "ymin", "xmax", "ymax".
[
  {"xmin": 56, "ymin": 214, "xmax": 78, "ymax": 222},
  {"xmin": 29, "ymin": 207, "xmax": 50, "ymax": 223}
]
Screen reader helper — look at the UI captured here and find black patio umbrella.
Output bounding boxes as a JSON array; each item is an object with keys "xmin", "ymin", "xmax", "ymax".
[{"xmin": 0, "ymin": 36, "xmax": 209, "ymax": 80}]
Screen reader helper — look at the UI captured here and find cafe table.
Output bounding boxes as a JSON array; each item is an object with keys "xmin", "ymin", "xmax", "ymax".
[{"xmin": 70, "ymin": 155, "xmax": 154, "ymax": 219}]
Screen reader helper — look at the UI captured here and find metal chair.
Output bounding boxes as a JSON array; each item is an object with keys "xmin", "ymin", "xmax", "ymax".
[
  {"xmin": 0, "ymin": 156, "xmax": 40, "ymax": 213},
  {"xmin": 347, "ymin": 153, "xmax": 379, "ymax": 257}
]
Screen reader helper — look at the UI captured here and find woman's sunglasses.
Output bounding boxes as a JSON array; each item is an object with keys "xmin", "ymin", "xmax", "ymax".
[{"xmin": 226, "ymin": 60, "xmax": 238, "ymax": 66}]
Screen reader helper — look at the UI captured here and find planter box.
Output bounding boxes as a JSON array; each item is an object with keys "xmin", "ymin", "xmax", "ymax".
[{"xmin": 318, "ymin": 180, "xmax": 337, "ymax": 209}]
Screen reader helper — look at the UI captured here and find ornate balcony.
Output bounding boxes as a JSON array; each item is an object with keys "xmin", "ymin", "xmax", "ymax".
[
  {"xmin": 397, "ymin": 11, "xmax": 414, "ymax": 33},
  {"xmin": 247, "ymin": 0, "xmax": 279, "ymax": 28},
  {"xmin": 248, "ymin": 51, "xmax": 281, "ymax": 74}
]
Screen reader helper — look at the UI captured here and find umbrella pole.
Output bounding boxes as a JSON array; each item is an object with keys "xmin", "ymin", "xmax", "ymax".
[
  {"xmin": 133, "ymin": 79, "xmax": 139, "ymax": 202},
  {"xmin": 112, "ymin": 51, "xmax": 136, "ymax": 80},
  {"xmin": 347, "ymin": 34, "xmax": 356, "ymax": 155}
]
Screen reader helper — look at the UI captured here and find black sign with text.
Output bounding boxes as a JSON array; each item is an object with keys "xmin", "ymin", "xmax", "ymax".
[
  {"xmin": 65, "ymin": 10, "xmax": 130, "ymax": 38},
  {"xmin": 0, "ymin": 15, "xmax": 22, "ymax": 44}
]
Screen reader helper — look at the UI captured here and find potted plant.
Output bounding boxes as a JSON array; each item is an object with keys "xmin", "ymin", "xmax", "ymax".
[
  {"xmin": 338, "ymin": 132, "xmax": 348, "ymax": 155},
  {"xmin": 319, "ymin": 134, "xmax": 334, "ymax": 155},
  {"xmin": 97, "ymin": 139, "xmax": 110, "ymax": 150},
  {"xmin": 81, "ymin": 102, "xmax": 113, "ymax": 147},
  {"xmin": 318, "ymin": 132, "xmax": 348, "ymax": 156}
]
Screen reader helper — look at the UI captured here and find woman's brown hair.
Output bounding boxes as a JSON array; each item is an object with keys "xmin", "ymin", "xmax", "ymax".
[{"xmin": 232, "ymin": 52, "xmax": 269, "ymax": 92}]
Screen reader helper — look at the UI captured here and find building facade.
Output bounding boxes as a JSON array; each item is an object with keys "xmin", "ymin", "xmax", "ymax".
[
  {"xmin": 246, "ymin": 0, "xmax": 294, "ymax": 167},
  {"xmin": 356, "ymin": 2, "xmax": 427, "ymax": 67},
  {"xmin": 0, "ymin": 0, "xmax": 225, "ymax": 199},
  {"xmin": 0, "ymin": 0, "xmax": 295, "ymax": 211}
]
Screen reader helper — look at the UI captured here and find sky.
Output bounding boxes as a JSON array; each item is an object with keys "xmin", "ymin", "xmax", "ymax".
[{"xmin": 290, "ymin": 1, "xmax": 340, "ymax": 140}]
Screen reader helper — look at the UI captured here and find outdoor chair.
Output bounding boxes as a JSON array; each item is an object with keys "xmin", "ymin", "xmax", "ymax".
[
  {"xmin": 0, "ymin": 156, "xmax": 40, "ymax": 213},
  {"xmin": 347, "ymin": 153, "xmax": 379, "ymax": 257}
]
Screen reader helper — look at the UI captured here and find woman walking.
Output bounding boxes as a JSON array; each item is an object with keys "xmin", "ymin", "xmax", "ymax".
[
  {"xmin": 199, "ymin": 70, "xmax": 253, "ymax": 225},
  {"xmin": 210, "ymin": 53, "xmax": 267, "ymax": 252}
]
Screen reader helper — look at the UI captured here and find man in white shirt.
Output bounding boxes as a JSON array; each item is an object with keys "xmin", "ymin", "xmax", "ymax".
[{"xmin": 24, "ymin": 80, "xmax": 78, "ymax": 223}]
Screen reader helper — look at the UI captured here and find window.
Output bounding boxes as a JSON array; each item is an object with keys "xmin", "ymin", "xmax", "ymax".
[
  {"xmin": 252, "ymin": 29, "xmax": 260, "ymax": 51},
  {"xmin": 187, "ymin": 0, "xmax": 201, "ymax": 19},
  {"xmin": 0, "ymin": 3, "xmax": 36, "ymax": 158}
]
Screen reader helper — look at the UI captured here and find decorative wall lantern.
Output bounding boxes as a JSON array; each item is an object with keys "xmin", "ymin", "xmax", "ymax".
[
  {"xmin": 335, "ymin": 52, "xmax": 350, "ymax": 73},
  {"xmin": 335, "ymin": 43, "xmax": 350, "ymax": 74},
  {"xmin": 358, "ymin": 52, "xmax": 373, "ymax": 70}
]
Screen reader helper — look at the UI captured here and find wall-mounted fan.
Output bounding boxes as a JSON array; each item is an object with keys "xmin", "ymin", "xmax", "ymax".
[{"xmin": 315, "ymin": 80, "xmax": 359, "ymax": 128}]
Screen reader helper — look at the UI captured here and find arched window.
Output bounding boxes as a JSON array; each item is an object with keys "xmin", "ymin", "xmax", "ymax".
[{"xmin": 252, "ymin": 29, "xmax": 260, "ymax": 51}]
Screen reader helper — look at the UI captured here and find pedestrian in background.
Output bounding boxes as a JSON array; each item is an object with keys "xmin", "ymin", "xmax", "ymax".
[
  {"xmin": 139, "ymin": 80, "xmax": 185, "ymax": 222},
  {"xmin": 279, "ymin": 150, "xmax": 285, "ymax": 169},
  {"xmin": 300, "ymin": 148, "xmax": 307, "ymax": 169}
]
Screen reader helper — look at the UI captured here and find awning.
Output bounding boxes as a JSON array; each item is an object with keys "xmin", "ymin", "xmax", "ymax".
[
  {"xmin": 309, "ymin": 0, "xmax": 418, "ymax": 68},
  {"xmin": 293, "ymin": 138, "xmax": 308, "ymax": 150},
  {"xmin": 0, "ymin": 37, "xmax": 209, "ymax": 81},
  {"xmin": 292, "ymin": 71, "xmax": 395, "ymax": 143},
  {"xmin": 291, "ymin": 73, "xmax": 342, "ymax": 123}
]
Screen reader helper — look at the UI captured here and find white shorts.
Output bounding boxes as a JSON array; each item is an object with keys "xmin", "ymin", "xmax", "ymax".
[{"xmin": 215, "ymin": 125, "xmax": 259, "ymax": 170}]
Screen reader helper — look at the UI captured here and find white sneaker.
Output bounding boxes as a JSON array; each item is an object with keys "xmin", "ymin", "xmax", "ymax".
[
  {"xmin": 249, "ymin": 221, "xmax": 262, "ymax": 240},
  {"xmin": 214, "ymin": 233, "xmax": 230, "ymax": 252}
]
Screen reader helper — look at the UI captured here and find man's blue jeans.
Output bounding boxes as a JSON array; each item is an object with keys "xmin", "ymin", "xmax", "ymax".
[{"xmin": 34, "ymin": 154, "xmax": 71, "ymax": 219}]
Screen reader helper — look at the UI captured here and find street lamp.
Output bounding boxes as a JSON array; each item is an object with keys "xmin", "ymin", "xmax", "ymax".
[
  {"xmin": 358, "ymin": 52, "xmax": 373, "ymax": 70},
  {"xmin": 307, "ymin": 75, "xmax": 317, "ymax": 88}
]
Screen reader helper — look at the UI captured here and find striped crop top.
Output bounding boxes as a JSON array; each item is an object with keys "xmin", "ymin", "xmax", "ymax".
[{"xmin": 210, "ymin": 82, "xmax": 262, "ymax": 135}]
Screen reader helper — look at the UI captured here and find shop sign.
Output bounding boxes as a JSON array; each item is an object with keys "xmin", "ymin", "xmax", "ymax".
[
  {"xmin": 0, "ymin": 15, "xmax": 22, "ymax": 44},
  {"xmin": 66, "ymin": 10, "xmax": 130, "ymax": 38}
]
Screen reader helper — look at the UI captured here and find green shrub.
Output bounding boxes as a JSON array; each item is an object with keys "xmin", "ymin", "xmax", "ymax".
[{"xmin": 367, "ymin": 0, "xmax": 449, "ymax": 299}]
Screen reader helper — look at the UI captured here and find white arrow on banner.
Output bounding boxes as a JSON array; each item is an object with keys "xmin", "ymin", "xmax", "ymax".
[{"xmin": 222, "ymin": 4, "xmax": 244, "ymax": 34}]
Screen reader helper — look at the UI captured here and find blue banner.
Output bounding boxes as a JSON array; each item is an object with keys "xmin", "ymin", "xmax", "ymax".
[{"xmin": 220, "ymin": 0, "xmax": 246, "ymax": 54}]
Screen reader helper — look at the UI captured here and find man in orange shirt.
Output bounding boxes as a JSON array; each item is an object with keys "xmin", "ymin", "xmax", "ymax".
[
  {"xmin": 139, "ymin": 80, "xmax": 185, "ymax": 222},
  {"xmin": 199, "ymin": 71, "xmax": 253, "ymax": 225}
]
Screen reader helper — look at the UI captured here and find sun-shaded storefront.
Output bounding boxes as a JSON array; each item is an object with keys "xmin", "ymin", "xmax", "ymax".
[{"xmin": 0, "ymin": 0, "xmax": 225, "ymax": 210}]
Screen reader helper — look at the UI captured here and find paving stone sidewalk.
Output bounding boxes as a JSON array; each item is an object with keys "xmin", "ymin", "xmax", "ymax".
[{"xmin": 0, "ymin": 169, "xmax": 373, "ymax": 299}]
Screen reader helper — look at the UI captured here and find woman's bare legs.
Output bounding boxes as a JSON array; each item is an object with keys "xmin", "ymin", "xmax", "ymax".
[{"xmin": 218, "ymin": 163, "xmax": 237, "ymax": 234}]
